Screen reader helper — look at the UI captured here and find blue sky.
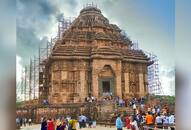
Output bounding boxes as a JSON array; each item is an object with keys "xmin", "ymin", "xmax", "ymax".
[{"xmin": 16, "ymin": 0, "xmax": 175, "ymax": 96}]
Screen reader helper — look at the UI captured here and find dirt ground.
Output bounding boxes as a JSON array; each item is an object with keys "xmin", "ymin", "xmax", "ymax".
[{"xmin": 20, "ymin": 124, "xmax": 119, "ymax": 130}]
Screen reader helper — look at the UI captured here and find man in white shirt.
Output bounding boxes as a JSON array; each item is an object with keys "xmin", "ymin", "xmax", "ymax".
[
  {"xmin": 155, "ymin": 113, "xmax": 163, "ymax": 129},
  {"xmin": 152, "ymin": 108, "xmax": 155, "ymax": 115},
  {"xmin": 169, "ymin": 113, "xmax": 175, "ymax": 130},
  {"xmin": 169, "ymin": 113, "xmax": 175, "ymax": 124},
  {"xmin": 157, "ymin": 107, "xmax": 160, "ymax": 113},
  {"xmin": 162, "ymin": 114, "xmax": 169, "ymax": 130},
  {"xmin": 28, "ymin": 118, "xmax": 32, "ymax": 126},
  {"xmin": 163, "ymin": 115, "xmax": 169, "ymax": 124}
]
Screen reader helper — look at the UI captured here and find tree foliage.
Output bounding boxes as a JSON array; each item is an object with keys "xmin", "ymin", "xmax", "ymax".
[{"xmin": 16, "ymin": 101, "xmax": 23, "ymax": 108}]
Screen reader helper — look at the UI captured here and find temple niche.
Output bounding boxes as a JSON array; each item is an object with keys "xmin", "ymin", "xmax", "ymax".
[{"xmin": 40, "ymin": 6, "xmax": 152, "ymax": 105}]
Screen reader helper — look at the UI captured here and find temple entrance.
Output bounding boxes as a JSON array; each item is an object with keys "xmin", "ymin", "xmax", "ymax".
[
  {"xmin": 98, "ymin": 65, "xmax": 116, "ymax": 97},
  {"xmin": 102, "ymin": 81, "xmax": 110, "ymax": 93},
  {"xmin": 99, "ymin": 78, "xmax": 114, "ymax": 96}
]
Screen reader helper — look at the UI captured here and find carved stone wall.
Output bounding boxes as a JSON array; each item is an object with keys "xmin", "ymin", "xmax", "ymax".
[
  {"xmin": 48, "ymin": 60, "xmax": 89, "ymax": 104},
  {"xmin": 122, "ymin": 63, "xmax": 148, "ymax": 98}
]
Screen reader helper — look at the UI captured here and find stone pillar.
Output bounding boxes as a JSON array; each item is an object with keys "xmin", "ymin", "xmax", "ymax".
[
  {"xmin": 144, "ymin": 73, "xmax": 148, "ymax": 93},
  {"xmin": 80, "ymin": 70, "xmax": 87, "ymax": 100},
  {"xmin": 139, "ymin": 73, "xmax": 144, "ymax": 95},
  {"xmin": 92, "ymin": 68, "xmax": 99, "ymax": 98},
  {"xmin": 124, "ymin": 73, "xmax": 129, "ymax": 94},
  {"xmin": 115, "ymin": 61, "xmax": 122, "ymax": 98},
  {"xmin": 92, "ymin": 59, "xmax": 99, "ymax": 98}
]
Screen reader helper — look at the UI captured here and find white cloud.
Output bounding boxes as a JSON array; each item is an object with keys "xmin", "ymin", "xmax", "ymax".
[
  {"xmin": 160, "ymin": 65, "xmax": 175, "ymax": 95},
  {"xmin": 16, "ymin": 55, "xmax": 23, "ymax": 83}
]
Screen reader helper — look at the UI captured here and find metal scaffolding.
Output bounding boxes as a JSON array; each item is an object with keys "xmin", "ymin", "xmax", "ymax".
[
  {"xmin": 58, "ymin": 17, "xmax": 74, "ymax": 39},
  {"xmin": 38, "ymin": 17, "xmax": 74, "ymax": 104},
  {"xmin": 146, "ymin": 53, "xmax": 164, "ymax": 95},
  {"xmin": 131, "ymin": 42, "xmax": 139, "ymax": 50},
  {"xmin": 132, "ymin": 42, "xmax": 163, "ymax": 95},
  {"xmin": 83, "ymin": 2, "xmax": 97, "ymax": 8},
  {"xmin": 16, "ymin": 17, "xmax": 74, "ymax": 103}
]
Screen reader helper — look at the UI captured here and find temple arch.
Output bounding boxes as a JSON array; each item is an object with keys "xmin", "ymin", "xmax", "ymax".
[{"xmin": 98, "ymin": 65, "xmax": 116, "ymax": 97}]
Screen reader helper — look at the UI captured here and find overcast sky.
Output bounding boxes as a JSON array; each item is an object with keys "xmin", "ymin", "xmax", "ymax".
[{"xmin": 16, "ymin": 0, "xmax": 175, "ymax": 96}]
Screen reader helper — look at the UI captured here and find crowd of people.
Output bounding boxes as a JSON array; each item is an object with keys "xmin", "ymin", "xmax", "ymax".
[
  {"xmin": 115, "ymin": 106, "xmax": 175, "ymax": 130},
  {"xmin": 40, "ymin": 114, "xmax": 96, "ymax": 130},
  {"xmin": 16, "ymin": 117, "xmax": 32, "ymax": 128},
  {"xmin": 85, "ymin": 93, "xmax": 146, "ymax": 109},
  {"xmin": 16, "ymin": 95, "xmax": 175, "ymax": 130}
]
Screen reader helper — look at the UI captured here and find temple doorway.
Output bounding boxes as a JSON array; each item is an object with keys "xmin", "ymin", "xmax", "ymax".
[
  {"xmin": 98, "ymin": 65, "xmax": 116, "ymax": 97},
  {"xmin": 102, "ymin": 81, "xmax": 110, "ymax": 93},
  {"xmin": 100, "ymin": 79, "xmax": 114, "ymax": 96}
]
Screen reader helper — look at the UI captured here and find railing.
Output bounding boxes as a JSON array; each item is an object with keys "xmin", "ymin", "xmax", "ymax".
[{"xmin": 142, "ymin": 125, "xmax": 175, "ymax": 130}]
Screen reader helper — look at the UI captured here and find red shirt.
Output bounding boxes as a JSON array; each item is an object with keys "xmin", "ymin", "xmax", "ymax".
[
  {"xmin": 125, "ymin": 116, "xmax": 131, "ymax": 129},
  {"xmin": 47, "ymin": 120, "xmax": 55, "ymax": 130}
]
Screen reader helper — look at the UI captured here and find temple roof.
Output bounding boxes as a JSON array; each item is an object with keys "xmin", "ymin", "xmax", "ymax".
[
  {"xmin": 50, "ymin": 6, "xmax": 151, "ymax": 64},
  {"xmin": 61, "ymin": 6, "xmax": 130, "ymax": 44},
  {"xmin": 80, "ymin": 6, "xmax": 101, "ymax": 14}
]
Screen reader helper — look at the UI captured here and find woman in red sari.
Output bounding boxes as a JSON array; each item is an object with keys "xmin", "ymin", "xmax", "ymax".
[
  {"xmin": 47, "ymin": 118, "xmax": 55, "ymax": 130},
  {"xmin": 125, "ymin": 114, "xmax": 131, "ymax": 129}
]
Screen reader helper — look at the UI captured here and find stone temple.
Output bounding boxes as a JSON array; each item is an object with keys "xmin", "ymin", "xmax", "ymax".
[{"xmin": 39, "ymin": 6, "xmax": 152, "ymax": 105}]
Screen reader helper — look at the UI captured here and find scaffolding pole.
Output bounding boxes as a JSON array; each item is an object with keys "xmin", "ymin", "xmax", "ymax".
[
  {"xmin": 29, "ymin": 58, "xmax": 32, "ymax": 100},
  {"xmin": 38, "ymin": 45, "xmax": 41, "ymax": 103},
  {"xmin": 30, "ymin": 16, "xmax": 74, "ymax": 104},
  {"xmin": 21, "ymin": 68, "xmax": 24, "ymax": 95},
  {"xmin": 147, "ymin": 53, "xmax": 163, "ymax": 95},
  {"xmin": 24, "ymin": 65, "xmax": 27, "ymax": 101},
  {"xmin": 33, "ymin": 56, "xmax": 36, "ymax": 99}
]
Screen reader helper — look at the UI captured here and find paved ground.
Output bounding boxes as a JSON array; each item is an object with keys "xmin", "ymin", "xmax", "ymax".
[
  {"xmin": 20, "ymin": 124, "xmax": 39, "ymax": 130},
  {"xmin": 20, "ymin": 124, "xmax": 117, "ymax": 130}
]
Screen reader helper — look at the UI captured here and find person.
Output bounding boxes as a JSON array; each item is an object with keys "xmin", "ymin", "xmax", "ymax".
[
  {"xmin": 92, "ymin": 119, "xmax": 96, "ymax": 128},
  {"xmin": 28, "ymin": 118, "xmax": 32, "ymax": 126},
  {"xmin": 78, "ymin": 115, "xmax": 83, "ymax": 129},
  {"xmin": 125, "ymin": 115, "xmax": 131, "ymax": 129},
  {"xmin": 66, "ymin": 116, "xmax": 71, "ymax": 128},
  {"xmin": 47, "ymin": 118, "xmax": 55, "ymax": 130},
  {"xmin": 41, "ymin": 117, "xmax": 47, "ymax": 130},
  {"xmin": 56, "ymin": 118, "xmax": 62, "ymax": 130},
  {"xmin": 163, "ymin": 113, "xmax": 169, "ymax": 129},
  {"xmin": 142, "ymin": 114, "xmax": 146, "ymax": 124},
  {"xmin": 87, "ymin": 116, "xmax": 93, "ymax": 128},
  {"xmin": 23, "ymin": 117, "xmax": 26, "ymax": 127},
  {"xmin": 68, "ymin": 116, "xmax": 77, "ymax": 130},
  {"xmin": 81, "ymin": 115, "xmax": 87, "ymax": 128},
  {"xmin": 152, "ymin": 107, "xmax": 156, "ymax": 115},
  {"xmin": 68, "ymin": 118, "xmax": 72, "ymax": 130},
  {"xmin": 130, "ymin": 116, "xmax": 139, "ymax": 130},
  {"xmin": 136, "ymin": 113, "xmax": 143, "ymax": 128},
  {"xmin": 41, "ymin": 117, "xmax": 44, "ymax": 123},
  {"xmin": 157, "ymin": 107, "xmax": 161, "ymax": 114},
  {"xmin": 116, "ymin": 114, "xmax": 123, "ymax": 130},
  {"xmin": 60, "ymin": 118, "xmax": 66, "ymax": 130},
  {"xmin": 16, "ymin": 117, "xmax": 20, "ymax": 128},
  {"xmin": 140, "ymin": 101, "xmax": 144, "ymax": 110},
  {"xmin": 25, "ymin": 118, "xmax": 27, "ymax": 126},
  {"xmin": 145, "ymin": 112, "xmax": 154, "ymax": 130},
  {"xmin": 20, "ymin": 117, "xmax": 23, "ymax": 127},
  {"xmin": 169, "ymin": 113, "xmax": 175, "ymax": 130},
  {"xmin": 72, "ymin": 117, "xmax": 77, "ymax": 130},
  {"xmin": 155, "ymin": 113, "xmax": 163, "ymax": 129},
  {"xmin": 119, "ymin": 99, "xmax": 123, "ymax": 107}
]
